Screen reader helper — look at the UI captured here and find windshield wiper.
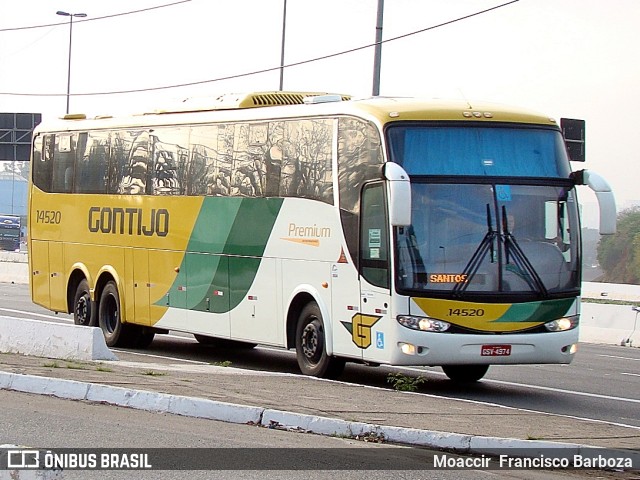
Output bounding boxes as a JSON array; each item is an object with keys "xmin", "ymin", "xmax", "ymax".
[
  {"xmin": 453, "ymin": 204, "xmax": 496, "ymax": 297},
  {"xmin": 501, "ymin": 206, "xmax": 549, "ymax": 298}
]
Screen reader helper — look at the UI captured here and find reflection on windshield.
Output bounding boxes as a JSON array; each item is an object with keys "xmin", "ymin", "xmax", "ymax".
[{"xmin": 395, "ymin": 183, "xmax": 580, "ymax": 298}]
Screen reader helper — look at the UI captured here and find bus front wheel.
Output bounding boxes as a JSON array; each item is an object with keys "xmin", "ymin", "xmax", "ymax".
[
  {"xmin": 442, "ymin": 365, "xmax": 489, "ymax": 383},
  {"xmin": 73, "ymin": 279, "xmax": 96, "ymax": 327},
  {"xmin": 295, "ymin": 302, "xmax": 345, "ymax": 379}
]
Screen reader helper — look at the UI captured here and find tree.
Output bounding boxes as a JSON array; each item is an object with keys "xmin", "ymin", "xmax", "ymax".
[{"xmin": 597, "ymin": 207, "xmax": 640, "ymax": 284}]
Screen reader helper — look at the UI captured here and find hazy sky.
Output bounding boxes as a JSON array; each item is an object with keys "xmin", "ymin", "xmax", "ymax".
[{"xmin": 1, "ymin": 0, "xmax": 638, "ymax": 218}]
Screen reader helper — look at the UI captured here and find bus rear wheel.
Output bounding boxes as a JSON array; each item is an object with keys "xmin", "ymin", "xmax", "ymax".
[
  {"xmin": 295, "ymin": 302, "xmax": 345, "ymax": 379},
  {"xmin": 135, "ymin": 328, "xmax": 156, "ymax": 348},
  {"xmin": 442, "ymin": 365, "xmax": 489, "ymax": 383},
  {"xmin": 98, "ymin": 281, "xmax": 139, "ymax": 348},
  {"xmin": 73, "ymin": 279, "xmax": 96, "ymax": 327}
]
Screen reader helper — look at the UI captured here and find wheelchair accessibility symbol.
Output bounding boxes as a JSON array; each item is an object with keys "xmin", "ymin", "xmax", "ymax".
[
  {"xmin": 376, "ymin": 331, "xmax": 385, "ymax": 349},
  {"xmin": 496, "ymin": 185, "xmax": 512, "ymax": 202}
]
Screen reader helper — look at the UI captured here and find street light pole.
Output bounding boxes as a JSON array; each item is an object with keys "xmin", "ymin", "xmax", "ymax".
[
  {"xmin": 56, "ymin": 10, "xmax": 87, "ymax": 114},
  {"xmin": 372, "ymin": 0, "xmax": 384, "ymax": 96},
  {"xmin": 279, "ymin": 0, "xmax": 287, "ymax": 91}
]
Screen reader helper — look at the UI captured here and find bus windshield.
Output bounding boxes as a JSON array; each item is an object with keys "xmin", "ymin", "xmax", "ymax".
[
  {"xmin": 388, "ymin": 124, "xmax": 580, "ymax": 299},
  {"xmin": 395, "ymin": 183, "xmax": 580, "ymax": 298},
  {"xmin": 387, "ymin": 124, "xmax": 571, "ymax": 178}
]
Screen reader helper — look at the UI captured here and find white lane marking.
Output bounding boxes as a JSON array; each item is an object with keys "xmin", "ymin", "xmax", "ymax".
[
  {"xmin": 111, "ymin": 348, "xmax": 210, "ymax": 365},
  {"xmin": 0, "ymin": 307, "xmax": 70, "ymax": 321},
  {"xmin": 598, "ymin": 354, "xmax": 640, "ymax": 361},
  {"xmin": 621, "ymin": 372, "xmax": 640, "ymax": 378},
  {"xmin": 104, "ymin": 359, "xmax": 287, "ymax": 376},
  {"xmin": 398, "ymin": 365, "xmax": 640, "ymax": 405}
]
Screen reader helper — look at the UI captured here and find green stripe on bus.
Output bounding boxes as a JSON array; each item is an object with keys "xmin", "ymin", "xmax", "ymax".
[
  {"xmin": 496, "ymin": 298, "xmax": 575, "ymax": 323},
  {"xmin": 157, "ymin": 197, "xmax": 283, "ymax": 313}
]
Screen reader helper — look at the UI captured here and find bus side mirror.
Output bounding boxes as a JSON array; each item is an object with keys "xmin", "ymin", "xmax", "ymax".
[
  {"xmin": 384, "ymin": 162, "xmax": 411, "ymax": 226},
  {"xmin": 573, "ymin": 169, "xmax": 616, "ymax": 235}
]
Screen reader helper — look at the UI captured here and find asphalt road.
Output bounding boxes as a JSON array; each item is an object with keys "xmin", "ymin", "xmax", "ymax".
[
  {"xmin": 1, "ymin": 282, "xmax": 639, "ymax": 429},
  {"xmin": 0, "ymin": 389, "xmax": 623, "ymax": 480}
]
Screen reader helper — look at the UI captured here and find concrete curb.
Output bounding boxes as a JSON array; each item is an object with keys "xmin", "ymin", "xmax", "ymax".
[
  {"xmin": 0, "ymin": 370, "xmax": 622, "ymax": 458},
  {"xmin": 0, "ymin": 316, "xmax": 117, "ymax": 362}
]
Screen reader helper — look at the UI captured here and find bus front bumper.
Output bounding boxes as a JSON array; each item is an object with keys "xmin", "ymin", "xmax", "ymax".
[{"xmin": 387, "ymin": 329, "xmax": 579, "ymax": 366}]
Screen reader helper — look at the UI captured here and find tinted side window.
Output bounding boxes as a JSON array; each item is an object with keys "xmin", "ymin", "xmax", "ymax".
[
  {"xmin": 110, "ymin": 130, "xmax": 149, "ymax": 194},
  {"xmin": 188, "ymin": 120, "xmax": 333, "ymax": 202},
  {"xmin": 338, "ymin": 117, "xmax": 383, "ymax": 213},
  {"xmin": 52, "ymin": 134, "xmax": 76, "ymax": 193},
  {"xmin": 74, "ymin": 131, "xmax": 109, "ymax": 194},
  {"xmin": 360, "ymin": 182, "xmax": 390, "ymax": 289},
  {"xmin": 281, "ymin": 119, "xmax": 333, "ymax": 204},
  {"xmin": 150, "ymin": 127, "xmax": 189, "ymax": 195},
  {"xmin": 189, "ymin": 124, "xmax": 232, "ymax": 196},
  {"xmin": 338, "ymin": 117, "xmax": 383, "ymax": 264},
  {"xmin": 32, "ymin": 134, "xmax": 53, "ymax": 192},
  {"xmin": 230, "ymin": 123, "xmax": 266, "ymax": 197}
]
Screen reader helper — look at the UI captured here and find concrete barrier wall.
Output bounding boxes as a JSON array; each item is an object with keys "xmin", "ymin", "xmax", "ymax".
[
  {"xmin": 0, "ymin": 251, "xmax": 27, "ymax": 263},
  {"xmin": 0, "ymin": 261, "xmax": 28, "ymax": 284},
  {"xmin": 0, "ymin": 251, "xmax": 28, "ymax": 284},
  {"xmin": 582, "ymin": 281, "xmax": 640, "ymax": 302},
  {"xmin": 0, "ymin": 316, "xmax": 117, "ymax": 361},
  {"xmin": 580, "ymin": 302, "xmax": 640, "ymax": 346}
]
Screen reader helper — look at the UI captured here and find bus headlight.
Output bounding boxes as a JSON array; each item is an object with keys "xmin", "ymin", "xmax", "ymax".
[
  {"xmin": 544, "ymin": 315, "xmax": 579, "ymax": 332},
  {"xmin": 397, "ymin": 315, "xmax": 450, "ymax": 332}
]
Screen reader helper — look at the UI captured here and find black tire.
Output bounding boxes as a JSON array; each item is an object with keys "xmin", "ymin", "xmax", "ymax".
[
  {"xmin": 135, "ymin": 328, "xmax": 156, "ymax": 349},
  {"xmin": 194, "ymin": 334, "xmax": 257, "ymax": 349},
  {"xmin": 98, "ymin": 281, "xmax": 122, "ymax": 347},
  {"xmin": 98, "ymin": 281, "xmax": 139, "ymax": 347},
  {"xmin": 194, "ymin": 334, "xmax": 217, "ymax": 345},
  {"xmin": 442, "ymin": 365, "xmax": 489, "ymax": 383},
  {"xmin": 73, "ymin": 279, "xmax": 96, "ymax": 327},
  {"xmin": 295, "ymin": 302, "xmax": 345, "ymax": 379}
]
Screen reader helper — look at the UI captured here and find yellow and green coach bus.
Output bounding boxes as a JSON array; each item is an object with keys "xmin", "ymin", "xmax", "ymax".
[{"xmin": 28, "ymin": 92, "xmax": 616, "ymax": 381}]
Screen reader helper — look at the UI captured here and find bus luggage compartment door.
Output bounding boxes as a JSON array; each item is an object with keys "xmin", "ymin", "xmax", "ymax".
[
  {"xmin": 48, "ymin": 241, "xmax": 66, "ymax": 312},
  {"xmin": 30, "ymin": 240, "xmax": 51, "ymax": 309}
]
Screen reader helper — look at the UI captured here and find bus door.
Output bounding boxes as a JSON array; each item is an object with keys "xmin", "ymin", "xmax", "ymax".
[{"xmin": 357, "ymin": 182, "xmax": 392, "ymax": 364}]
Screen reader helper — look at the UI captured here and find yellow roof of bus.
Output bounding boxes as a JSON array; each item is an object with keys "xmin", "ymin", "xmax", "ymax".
[{"xmin": 35, "ymin": 93, "xmax": 558, "ymax": 133}]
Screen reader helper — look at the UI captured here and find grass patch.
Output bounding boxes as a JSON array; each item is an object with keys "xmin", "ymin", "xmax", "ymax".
[
  {"xmin": 582, "ymin": 298, "xmax": 640, "ymax": 307},
  {"xmin": 43, "ymin": 361, "xmax": 60, "ymax": 368},
  {"xmin": 387, "ymin": 372, "xmax": 425, "ymax": 392},
  {"xmin": 211, "ymin": 361, "xmax": 232, "ymax": 367},
  {"xmin": 66, "ymin": 362, "xmax": 87, "ymax": 370},
  {"xmin": 141, "ymin": 370, "xmax": 167, "ymax": 377}
]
